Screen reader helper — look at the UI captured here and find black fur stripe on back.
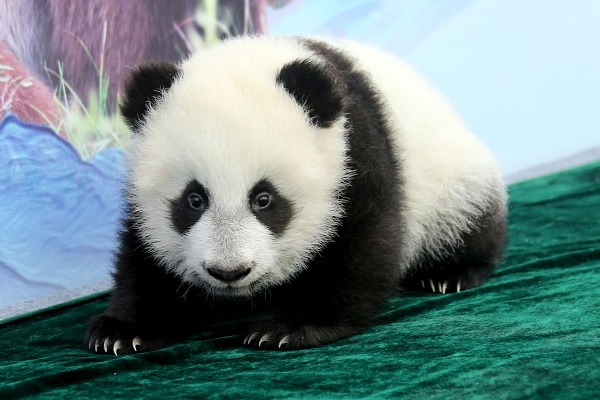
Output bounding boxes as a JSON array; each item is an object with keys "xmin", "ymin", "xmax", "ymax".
[
  {"xmin": 283, "ymin": 39, "xmax": 406, "ymax": 322},
  {"xmin": 301, "ymin": 38, "xmax": 404, "ymax": 227}
]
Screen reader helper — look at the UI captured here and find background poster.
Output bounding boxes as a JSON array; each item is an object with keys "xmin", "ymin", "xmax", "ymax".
[{"xmin": 1, "ymin": 0, "xmax": 599, "ymax": 320}]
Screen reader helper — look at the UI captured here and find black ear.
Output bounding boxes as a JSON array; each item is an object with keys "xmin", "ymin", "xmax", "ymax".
[
  {"xmin": 276, "ymin": 60, "xmax": 343, "ymax": 128},
  {"xmin": 120, "ymin": 62, "xmax": 181, "ymax": 133}
]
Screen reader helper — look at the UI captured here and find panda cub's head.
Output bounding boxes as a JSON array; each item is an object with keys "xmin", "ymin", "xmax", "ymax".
[{"xmin": 121, "ymin": 38, "xmax": 352, "ymax": 298}]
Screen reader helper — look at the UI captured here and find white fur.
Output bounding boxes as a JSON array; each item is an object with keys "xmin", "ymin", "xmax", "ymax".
[{"xmin": 128, "ymin": 36, "xmax": 506, "ymax": 294}]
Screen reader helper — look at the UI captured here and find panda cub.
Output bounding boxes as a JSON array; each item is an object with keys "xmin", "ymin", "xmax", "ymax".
[{"xmin": 86, "ymin": 36, "xmax": 507, "ymax": 355}]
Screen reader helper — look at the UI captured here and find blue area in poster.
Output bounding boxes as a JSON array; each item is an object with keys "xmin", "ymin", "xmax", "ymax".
[{"xmin": 0, "ymin": 114, "xmax": 125, "ymax": 309}]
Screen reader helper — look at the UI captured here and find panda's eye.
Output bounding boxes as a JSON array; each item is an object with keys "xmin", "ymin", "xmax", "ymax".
[
  {"xmin": 187, "ymin": 192, "xmax": 205, "ymax": 210},
  {"xmin": 253, "ymin": 192, "xmax": 272, "ymax": 211}
]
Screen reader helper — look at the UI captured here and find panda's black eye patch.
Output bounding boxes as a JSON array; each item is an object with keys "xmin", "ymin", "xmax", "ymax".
[
  {"xmin": 249, "ymin": 180, "xmax": 293, "ymax": 236},
  {"xmin": 171, "ymin": 180, "xmax": 209, "ymax": 235}
]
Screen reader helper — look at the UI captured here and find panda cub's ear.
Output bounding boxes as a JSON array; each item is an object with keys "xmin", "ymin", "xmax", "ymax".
[
  {"xmin": 276, "ymin": 60, "xmax": 343, "ymax": 129},
  {"xmin": 120, "ymin": 62, "xmax": 181, "ymax": 133}
]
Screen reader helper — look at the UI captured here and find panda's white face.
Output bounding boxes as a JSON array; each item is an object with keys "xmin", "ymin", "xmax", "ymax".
[{"xmin": 127, "ymin": 38, "xmax": 351, "ymax": 297}]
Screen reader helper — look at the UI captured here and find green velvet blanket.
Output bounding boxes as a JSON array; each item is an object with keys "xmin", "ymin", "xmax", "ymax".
[{"xmin": 2, "ymin": 162, "xmax": 599, "ymax": 399}]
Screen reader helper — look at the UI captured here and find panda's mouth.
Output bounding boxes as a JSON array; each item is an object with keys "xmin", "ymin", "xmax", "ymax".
[
  {"xmin": 187, "ymin": 268, "xmax": 271, "ymax": 298},
  {"xmin": 204, "ymin": 275, "xmax": 264, "ymax": 298}
]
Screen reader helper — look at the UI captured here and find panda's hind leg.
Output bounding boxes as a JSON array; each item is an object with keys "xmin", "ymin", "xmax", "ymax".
[{"xmin": 401, "ymin": 203, "xmax": 507, "ymax": 294}]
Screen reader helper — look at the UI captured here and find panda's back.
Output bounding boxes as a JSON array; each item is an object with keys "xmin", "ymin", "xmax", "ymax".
[{"xmin": 333, "ymin": 40, "xmax": 507, "ymax": 270}]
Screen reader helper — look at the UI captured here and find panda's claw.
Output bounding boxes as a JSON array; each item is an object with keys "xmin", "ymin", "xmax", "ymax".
[
  {"xmin": 258, "ymin": 334, "xmax": 271, "ymax": 347},
  {"xmin": 103, "ymin": 337, "xmax": 110, "ymax": 353},
  {"xmin": 244, "ymin": 332, "xmax": 259, "ymax": 345},
  {"xmin": 442, "ymin": 280, "xmax": 448, "ymax": 294},
  {"xmin": 278, "ymin": 335, "xmax": 290, "ymax": 349},
  {"xmin": 457, "ymin": 280, "xmax": 462, "ymax": 293},
  {"xmin": 113, "ymin": 339, "xmax": 122, "ymax": 356},
  {"xmin": 429, "ymin": 279, "xmax": 436, "ymax": 292},
  {"xmin": 132, "ymin": 336, "xmax": 142, "ymax": 352}
]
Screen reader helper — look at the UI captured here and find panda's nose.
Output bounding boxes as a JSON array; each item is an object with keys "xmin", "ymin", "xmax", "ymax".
[{"xmin": 206, "ymin": 264, "xmax": 252, "ymax": 283}]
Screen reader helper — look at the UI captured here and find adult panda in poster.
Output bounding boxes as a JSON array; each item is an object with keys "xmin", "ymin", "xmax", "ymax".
[{"xmin": 86, "ymin": 36, "xmax": 507, "ymax": 355}]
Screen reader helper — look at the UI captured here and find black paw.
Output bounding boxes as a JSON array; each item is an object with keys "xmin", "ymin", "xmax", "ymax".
[
  {"xmin": 402, "ymin": 262, "xmax": 493, "ymax": 294},
  {"xmin": 85, "ymin": 315, "xmax": 166, "ymax": 355},
  {"xmin": 243, "ymin": 314, "xmax": 356, "ymax": 350}
]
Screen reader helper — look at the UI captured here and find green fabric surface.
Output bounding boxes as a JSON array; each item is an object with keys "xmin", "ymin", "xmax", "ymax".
[{"xmin": 1, "ymin": 162, "xmax": 599, "ymax": 399}]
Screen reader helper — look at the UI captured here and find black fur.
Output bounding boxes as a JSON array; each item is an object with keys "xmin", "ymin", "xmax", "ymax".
[
  {"xmin": 276, "ymin": 59, "xmax": 343, "ymax": 128},
  {"xmin": 248, "ymin": 179, "xmax": 293, "ymax": 236},
  {"xmin": 170, "ymin": 180, "xmax": 210, "ymax": 235},
  {"xmin": 120, "ymin": 62, "xmax": 181, "ymax": 132}
]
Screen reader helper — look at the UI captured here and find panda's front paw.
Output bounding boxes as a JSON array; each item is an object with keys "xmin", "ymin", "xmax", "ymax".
[
  {"xmin": 243, "ymin": 314, "xmax": 356, "ymax": 350},
  {"xmin": 85, "ymin": 315, "xmax": 166, "ymax": 355}
]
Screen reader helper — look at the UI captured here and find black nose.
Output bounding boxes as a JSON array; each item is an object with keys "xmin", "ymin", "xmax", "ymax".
[{"xmin": 206, "ymin": 265, "xmax": 252, "ymax": 283}]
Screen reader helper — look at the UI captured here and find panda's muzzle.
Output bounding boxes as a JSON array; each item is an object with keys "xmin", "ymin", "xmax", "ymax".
[{"xmin": 205, "ymin": 264, "xmax": 252, "ymax": 283}]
